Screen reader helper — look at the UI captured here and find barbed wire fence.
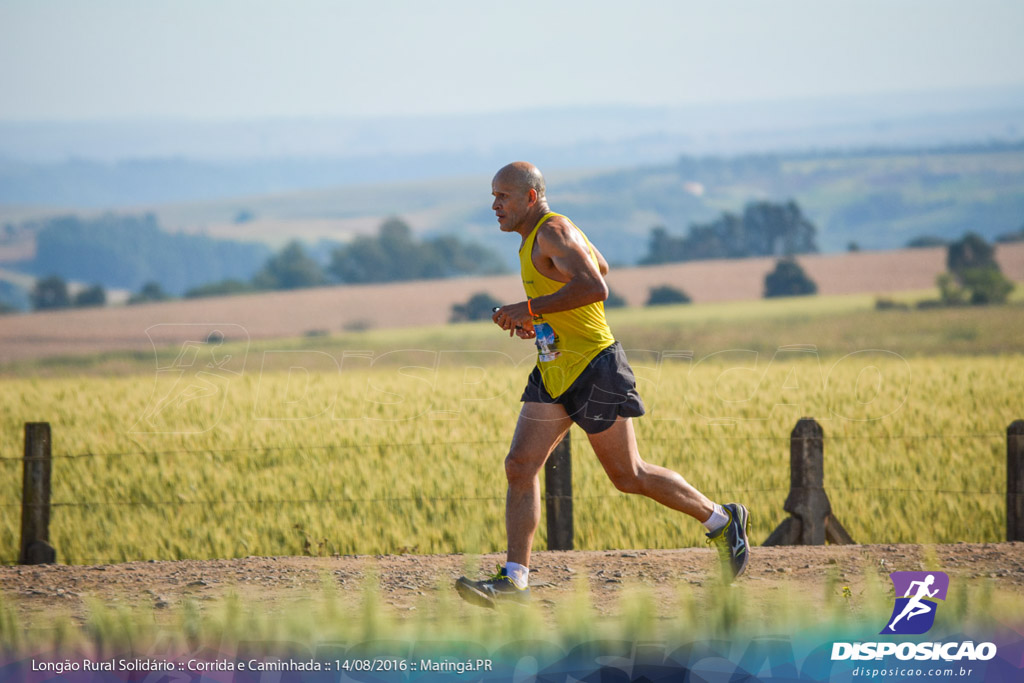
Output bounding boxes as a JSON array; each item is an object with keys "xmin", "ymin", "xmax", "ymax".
[{"xmin": 4, "ymin": 420, "xmax": 1023, "ymax": 565}]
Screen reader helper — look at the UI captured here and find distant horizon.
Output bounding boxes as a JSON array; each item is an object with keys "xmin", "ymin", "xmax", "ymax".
[
  {"xmin": 2, "ymin": 82, "xmax": 1022, "ymax": 168},
  {"xmin": 1, "ymin": 81, "xmax": 1022, "ymax": 126}
]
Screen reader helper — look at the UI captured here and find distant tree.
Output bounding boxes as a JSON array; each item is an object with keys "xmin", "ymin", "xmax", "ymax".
[
  {"xmin": 646, "ymin": 285, "xmax": 691, "ymax": 306},
  {"xmin": 938, "ymin": 232, "xmax": 1013, "ymax": 306},
  {"xmin": 764, "ymin": 258, "xmax": 817, "ymax": 298},
  {"xmin": 31, "ymin": 275, "xmax": 71, "ymax": 310},
  {"xmin": 185, "ymin": 279, "xmax": 256, "ymax": 298},
  {"xmin": 743, "ymin": 200, "xmax": 818, "ymax": 256},
  {"xmin": 426, "ymin": 234, "xmax": 507, "ymax": 279},
  {"xmin": 906, "ymin": 235, "xmax": 948, "ymax": 249},
  {"xmin": 128, "ymin": 281, "xmax": 171, "ymax": 305},
  {"xmin": 947, "ymin": 232, "xmax": 998, "ymax": 274},
  {"xmin": 874, "ymin": 297, "xmax": 910, "ymax": 311},
  {"xmin": 73, "ymin": 283, "xmax": 107, "ymax": 308},
  {"xmin": 0, "ymin": 301, "xmax": 16, "ymax": 315},
  {"xmin": 234, "ymin": 209, "xmax": 255, "ymax": 224},
  {"xmin": 331, "ymin": 217, "xmax": 422, "ymax": 283},
  {"xmin": 450, "ymin": 292, "xmax": 503, "ymax": 322},
  {"xmin": 847, "ymin": 241, "xmax": 860, "ymax": 252},
  {"xmin": 330, "ymin": 217, "xmax": 506, "ymax": 284},
  {"xmin": 960, "ymin": 268, "xmax": 1014, "ymax": 305},
  {"xmin": 604, "ymin": 288, "xmax": 628, "ymax": 308},
  {"xmin": 642, "ymin": 226, "xmax": 686, "ymax": 264},
  {"xmin": 29, "ymin": 212, "xmax": 269, "ymax": 295},
  {"xmin": 640, "ymin": 200, "xmax": 818, "ymax": 265},
  {"xmin": 252, "ymin": 240, "xmax": 326, "ymax": 290}
]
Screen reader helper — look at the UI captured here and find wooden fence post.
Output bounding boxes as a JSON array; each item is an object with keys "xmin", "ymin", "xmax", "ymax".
[
  {"xmin": 764, "ymin": 417, "xmax": 854, "ymax": 546},
  {"xmin": 1009, "ymin": 420, "xmax": 1024, "ymax": 542},
  {"xmin": 20, "ymin": 422, "xmax": 56, "ymax": 564},
  {"xmin": 545, "ymin": 429, "xmax": 573, "ymax": 551}
]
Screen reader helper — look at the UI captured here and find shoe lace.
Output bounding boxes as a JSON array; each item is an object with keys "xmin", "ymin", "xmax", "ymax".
[
  {"xmin": 706, "ymin": 535, "xmax": 728, "ymax": 554},
  {"xmin": 486, "ymin": 564, "xmax": 506, "ymax": 582}
]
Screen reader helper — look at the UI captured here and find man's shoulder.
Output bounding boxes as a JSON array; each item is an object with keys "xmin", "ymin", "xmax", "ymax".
[{"xmin": 535, "ymin": 214, "xmax": 581, "ymax": 245}]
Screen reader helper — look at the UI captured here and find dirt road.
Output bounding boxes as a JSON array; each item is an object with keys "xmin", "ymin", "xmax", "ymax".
[{"xmin": 3, "ymin": 543, "xmax": 1022, "ymax": 627}]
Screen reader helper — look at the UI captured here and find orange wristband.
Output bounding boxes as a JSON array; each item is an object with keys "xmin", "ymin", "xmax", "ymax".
[{"xmin": 527, "ymin": 299, "xmax": 536, "ymax": 317}]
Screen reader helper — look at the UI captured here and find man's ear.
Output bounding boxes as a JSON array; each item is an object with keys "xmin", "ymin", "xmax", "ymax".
[{"xmin": 527, "ymin": 188, "xmax": 538, "ymax": 205}]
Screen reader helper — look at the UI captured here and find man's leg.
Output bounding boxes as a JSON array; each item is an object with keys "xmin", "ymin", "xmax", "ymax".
[
  {"xmin": 588, "ymin": 416, "xmax": 750, "ymax": 580},
  {"xmin": 505, "ymin": 401, "xmax": 573, "ymax": 569},
  {"xmin": 587, "ymin": 416, "xmax": 713, "ymax": 521},
  {"xmin": 455, "ymin": 401, "xmax": 570, "ymax": 608}
]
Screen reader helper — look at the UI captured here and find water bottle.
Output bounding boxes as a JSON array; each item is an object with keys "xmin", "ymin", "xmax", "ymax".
[{"xmin": 533, "ymin": 322, "xmax": 560, "ymax": 362}]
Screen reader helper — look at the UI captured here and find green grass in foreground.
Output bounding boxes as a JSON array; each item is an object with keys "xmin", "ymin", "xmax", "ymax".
[{"xmin": 1, "ymin": 570, "xmax": 1020, "ymax": 656}]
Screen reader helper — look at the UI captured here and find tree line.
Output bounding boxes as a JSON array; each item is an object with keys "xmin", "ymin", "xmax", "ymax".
[
  {"xmin": 11, "ymin": 214, "xmax": 508, "ymax": 311},
  {"xmin": 28, "ymin": 213, "xmax": 270, "ymax": 295},
  {"xmin": 639, "ymin": 200, "xmax": 818, "ymax": 265},
  {"xmin": 6, "ymin": 204, "xmax": 1017, "ymax": 315},
  {"xmin": 449, "ymin": 229, "xmax": 1015, "ymax": 321},
  {"xmin": 188, "ymin": 217, "xmax": 506, "ymax": 298}
]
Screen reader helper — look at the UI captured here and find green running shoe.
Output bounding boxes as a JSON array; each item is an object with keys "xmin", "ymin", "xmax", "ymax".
[
  {"xmin": 455, "ymin": 565, "xmax": 531, "ymax": 608},
  {"xmin": 706, "ymin": 503, "xmax": 750, "ymax": 581}
]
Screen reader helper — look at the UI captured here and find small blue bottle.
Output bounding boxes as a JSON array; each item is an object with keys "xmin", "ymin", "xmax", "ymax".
[{"xmin": 533, "ymin": 322, "xmax": 560, "ymax": 361}]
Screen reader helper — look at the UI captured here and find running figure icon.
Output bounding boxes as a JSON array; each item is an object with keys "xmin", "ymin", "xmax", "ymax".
[{"xmin": 888, "ymin": 574, "xmax": 939, "ymax": 631}]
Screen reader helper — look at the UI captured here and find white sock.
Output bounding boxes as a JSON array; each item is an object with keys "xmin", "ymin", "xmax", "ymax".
[
  {"xmin": 702, "ymin": 503, "xmax": 729, "ymax": 532},
  {"xmin": 504, "ymin": 562, "xmax": 529, "ymax": 589}
]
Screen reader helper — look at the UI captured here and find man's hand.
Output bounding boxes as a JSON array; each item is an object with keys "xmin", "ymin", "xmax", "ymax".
[
  {"xmin": 492, "ymin": 303, "xmax": 536, "ymax": 338},
  {"xmin": 514, "ymin": 321, "xmax": 536, "ymax": 339}
]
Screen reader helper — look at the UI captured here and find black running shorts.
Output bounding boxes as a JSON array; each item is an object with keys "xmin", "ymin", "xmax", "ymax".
[{"xmin": 520, "ymin": 342, "xmax": 646, "ymax": 434}]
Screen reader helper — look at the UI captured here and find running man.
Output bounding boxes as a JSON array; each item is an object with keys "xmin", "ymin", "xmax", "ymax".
[
  {"xmin": 888, "ymin": 574, "xmax": 939, "ymax": 631},
  {"xmin": 455, "ymin": 162, "xmax": 750, "ymax": 608}
]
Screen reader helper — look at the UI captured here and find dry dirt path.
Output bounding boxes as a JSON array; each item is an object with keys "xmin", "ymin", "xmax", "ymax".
[{"xmin": 3, "ymin": 543, "xmax": 1022, "ymax": 627}]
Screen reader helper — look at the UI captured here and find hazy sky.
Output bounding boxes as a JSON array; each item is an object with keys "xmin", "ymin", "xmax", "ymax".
[{"xmin": 2, "ymin": 0, "xmax": 1023, "ymax": 121}]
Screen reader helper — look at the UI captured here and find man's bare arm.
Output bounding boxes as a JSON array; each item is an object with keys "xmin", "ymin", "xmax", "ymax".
[
  {"xmin": 492, "ymin": 220, "xmax": 607, "ymax": 331},
  {"xmin": 540, "ymin": 223, "xmax": 608, "ymax": 311}
]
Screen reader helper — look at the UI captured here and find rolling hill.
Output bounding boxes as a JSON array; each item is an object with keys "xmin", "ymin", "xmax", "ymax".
[{"xmin": 2, "ymin": 243, "xmax": 1022, "ymax": 365}]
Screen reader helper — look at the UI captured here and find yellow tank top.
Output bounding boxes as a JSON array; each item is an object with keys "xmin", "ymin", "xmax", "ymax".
[{"xmin": 520, "ymin": 212, "xmax": 616, "ymax": 398}]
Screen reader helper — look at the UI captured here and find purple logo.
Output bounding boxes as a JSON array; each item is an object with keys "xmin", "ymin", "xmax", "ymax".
[{"xmin": 881, "ymin": 571, "xmax": 950, "ymax": 635}]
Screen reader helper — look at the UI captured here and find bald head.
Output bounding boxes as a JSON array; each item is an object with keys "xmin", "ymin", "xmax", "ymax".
[{"xmin": 494, "ymin": 162, "xmax": 546, "ymax": 200}]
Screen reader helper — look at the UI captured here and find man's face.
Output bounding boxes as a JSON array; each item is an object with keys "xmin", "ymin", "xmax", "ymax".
[{"xmin": 491, "ymin": 174, "xmax": 534, "ymax": 233}]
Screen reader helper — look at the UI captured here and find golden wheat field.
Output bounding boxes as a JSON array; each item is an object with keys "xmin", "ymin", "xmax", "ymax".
[{"xmin": 2, "ymin": 340, "xmax": 1020, "ymax": 564}]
